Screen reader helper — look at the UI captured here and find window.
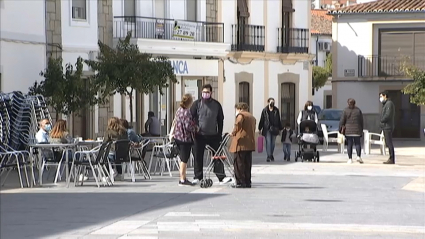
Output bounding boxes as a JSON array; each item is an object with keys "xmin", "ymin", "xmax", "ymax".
[
  {"xmin": 379, "ymin": 29, "xmax": 425, "ymax": 73},
  {"xmin": 124, "ymin": 0, "xmax": 136, "ymax": 22},
  {"xmin": 280, "ymin": 83, "xmax": 296, "ymax": 128},
  {"xmin": 72, "ymin": 0, "xmax": 87, "ymax": 20},
  {"xmin": 238, "ymin": 82, "xmax": 250, "ymax": 111},
  {"xmin": 281, "ymin": 0, "xmax": 293, "ymax": 47},
  {"xmin": 186, "ymin": 0, "xmax": 197, "ymax": 21},
  {"xmin": 325, "ymin": 95, "xmax": 332, "ymax": 109}
]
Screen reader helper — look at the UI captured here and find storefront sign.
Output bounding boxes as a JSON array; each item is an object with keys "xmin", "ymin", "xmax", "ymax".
[
  {"xmin": 173, "ymin": 21, "xmax": 197, "ymax": 40},
  {"xmin": 344, "ymin": 69, "xmax": 355, "ymax": 77},
  {"xmin": 172, "ymin": 60, "xmax": 189, "ymax": 75}
]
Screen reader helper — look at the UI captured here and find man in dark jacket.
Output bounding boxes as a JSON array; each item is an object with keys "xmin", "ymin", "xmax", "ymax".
[
  {"xmin": 190, "ymin": 84, "xmax": 230, "ymax": 184},
  {"xmin": 258, "ymin": 97, "xmax": 283, "ymax": 162},
  {"xmin": 379, "ymin": 91, "xmax": 395, "ymax": 164}
]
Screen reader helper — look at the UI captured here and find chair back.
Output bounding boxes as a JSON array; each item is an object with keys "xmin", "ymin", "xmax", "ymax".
[
  {"xmin": 95, "ymin": 141, "xmax": 112, "ymax": 164},
  {"xmin": 115, "ymin": 139, "xmax": 131, "ymax": 162},
  {"xmin": 321, "ymin": 124, "xmax": 329, "ymax": 142}
]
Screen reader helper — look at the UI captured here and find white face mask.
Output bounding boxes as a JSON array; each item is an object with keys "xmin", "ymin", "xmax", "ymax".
[
  {"xmin": 235, "ymin": 110, "xmax": 240, "ymax": 116},
  {"xmin": 379, "ymin": 97, "xmax": 384, "ymax": 103},
  {"xmin": 307, "ymin": 106, "xmax": 313, "ymax": 111}
]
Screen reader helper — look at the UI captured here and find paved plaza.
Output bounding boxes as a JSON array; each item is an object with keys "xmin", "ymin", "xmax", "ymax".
[{"xmin": 1, "ymin": 142, "xmax": 424, "ymax": 239}]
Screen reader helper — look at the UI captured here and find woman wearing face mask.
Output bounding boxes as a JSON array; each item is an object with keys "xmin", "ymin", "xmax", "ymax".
[
  {"xmin": 339, "ymin": 98, "xmax": 364, "ymax": 164},
  {"xmin": 258, "ymin": 97, "xmax": 282, "ymax": 162},
  {"xmin": 296, "ymin": 101, "xmax": 318, "ymax": 125}
]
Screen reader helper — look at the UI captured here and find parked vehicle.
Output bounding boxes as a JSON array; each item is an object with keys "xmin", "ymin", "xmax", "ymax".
[{"xmin": 317, "ymin": 109, "xmax": 343, "ymax": 143}]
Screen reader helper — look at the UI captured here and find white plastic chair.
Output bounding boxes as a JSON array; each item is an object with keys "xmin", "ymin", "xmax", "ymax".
[
  {"xmin": 368, "ymin": 131, "xmax": 386, "ymax": 155},
  {"xmin": 321, "ymin": 124, "xmax": 344, "ymax": 153}
]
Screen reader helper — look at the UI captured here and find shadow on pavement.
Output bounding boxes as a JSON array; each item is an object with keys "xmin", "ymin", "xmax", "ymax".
[{"xmin": 0, "ymin": 192, "xmax": 224, "ymax": 239}]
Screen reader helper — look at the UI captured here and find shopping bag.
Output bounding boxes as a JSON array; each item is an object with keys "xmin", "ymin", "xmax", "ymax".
[{"xmin": 257, "ymin": 136, "xmax": 264, "ymax": 153}]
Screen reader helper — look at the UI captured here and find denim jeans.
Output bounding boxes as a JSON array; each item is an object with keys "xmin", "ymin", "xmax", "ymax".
[
  {"xmin": 282, "ymin": 143, "xmax": 291, "ymax": 159},
  {"xmin": 346, "ymin": 136, "xmax": 361, "ymax": 159},
  {"xmin": 265, "ymin": 131, "xmax": 277, "ymax": 158}
]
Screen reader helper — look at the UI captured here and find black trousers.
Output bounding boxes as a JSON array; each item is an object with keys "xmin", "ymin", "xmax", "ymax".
[
  {"xmin": 193, "ymin": 134, "xmax": 226, "ymax": 181},
  {"xmin": 346, "ymin": 136, "xmax": 361, "ymax": 159},
  {"xmin": 383, "ymin": 129, "xmax": 395, "ymax": 161},
  {"xmin": 233, "ymin": 151, "xmax": 252, "ymax": 186}
]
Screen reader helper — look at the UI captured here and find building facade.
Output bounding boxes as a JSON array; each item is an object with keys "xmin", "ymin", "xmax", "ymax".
[
  {"xmin": 113, "ymin": 0, "xmax": 314, "ymax": 134},
  {"xmin": 328, "ymin": 0, "xmax": 425, "ymax": 140},
  {"xmin": 311, "ymin": 9, "xmax": 332, "ymax": 110}
]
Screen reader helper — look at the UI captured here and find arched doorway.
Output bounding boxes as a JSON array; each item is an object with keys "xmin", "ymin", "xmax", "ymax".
[{"xmin": 280, "ymin": 82, "xmax": 296, "ymax": 128}]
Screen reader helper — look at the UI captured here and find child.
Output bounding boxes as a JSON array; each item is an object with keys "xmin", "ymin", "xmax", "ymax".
[{"xmin": 281, "ymin": 123, "xmax": 295, "ymax": 161}]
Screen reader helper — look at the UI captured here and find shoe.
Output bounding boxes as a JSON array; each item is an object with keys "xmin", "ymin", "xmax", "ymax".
[
  {"xmin": 114, "ymin": 174, "xmax": 124, "ymax": 181},
  {"xmin": 356, "ymin": 157, "xmax": 364, "ymax": 164},
  {"xmin": 246, "ymin": 184, "xmax": 251, "ymax": 188},
  {"xmin": 219, "ymin": 177, "xmax": 232, "ymax": 185},
  {"xmin": 266, "ymin": 158, "xmax": 271, "ymax": 162},
  {"xmin": 231, "ymin": 184, "xmax": 246, "ymax": 188},
  {"xmin": 347, "ymin": 159, "xmax": 353, "ymax": 164},
  {"xmin": 179, "ymin": 179, "xmax": 194, "ymax": 186},
  {"xmin": 192, "ymin": 179, "xmax": 200, "ymax": 184},
  {"xmin": 270, "ymin": 156, "xmax": 275, "ymax": 161},
  {"xmin": 383, "ymin": 160, "xmax": 395, "ymax": 164},
  {"xmin": 102, "ymin": 177, "xmax": 108, "ymax": 183},
  {"xmin": 79, "ymin": 174, "xmax": 88, "ymax": 181}
]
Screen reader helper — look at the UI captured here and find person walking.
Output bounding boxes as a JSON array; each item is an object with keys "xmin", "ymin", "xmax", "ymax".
[
  {"xmin": 296, "ymin": 101, "xmax": 318, "ymax": 125},
  {"xmin": 230, "ymin": 103, "xmax": 256, "ymax": 188},
  {"xmin": 379, "ymin": 91, "xmax": 395, "ymax": 164},
  {"xmin": 258, "ymin": 97, "xmax": 282, "ymax": 162},
  {"xmin": 339, "ymin": 98, "xmax": 364, "ymax": 164},
  {"xmin": 190, "ymin": 84, "xmax": 230, "ymax": 184},
  {"xmin": 174, "ymin": 94, "xmax": 197, "ymax": 186}
]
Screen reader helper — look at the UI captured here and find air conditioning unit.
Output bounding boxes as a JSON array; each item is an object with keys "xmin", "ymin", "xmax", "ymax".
[
  {"xmin": 72, "ymin": 7, "xmax": 86, "ymax": 19},
  {"xmin": 323, "ymin": 42, "xmax": 331, "ymax": 52}
]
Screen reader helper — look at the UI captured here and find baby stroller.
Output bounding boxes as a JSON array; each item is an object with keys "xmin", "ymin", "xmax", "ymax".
[{"xmin": 295, "ymin": 120, "xmax": 320, "ymax": 162}]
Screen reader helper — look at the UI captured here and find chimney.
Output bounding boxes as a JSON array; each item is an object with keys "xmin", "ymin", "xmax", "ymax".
[{"xmin": 314, "ymin": 0, "xmax": 321, "ymax": 9}]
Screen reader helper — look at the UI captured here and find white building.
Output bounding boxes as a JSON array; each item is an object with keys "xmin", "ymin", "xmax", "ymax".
[
  {"xmin": 113, "ymin": 0, "xmax": 314, "ymax": 134},
  {"xmin": 328, "ymin": 0, "xmax": 425, "ymax": 140},
  {"xmin": 0, "ymin": 0, "xmax": 46, "ymax": 93},
  {"xmin": 311, "ymin": 9, "xmax": 332, "ymax": 110}
]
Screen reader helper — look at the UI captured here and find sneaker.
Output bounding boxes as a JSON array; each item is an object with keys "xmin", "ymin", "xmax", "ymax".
[
  {"xmin": 356, "ymin": 157, "xmax": 364, "ymax": 164},
  {"xmin": 270, "ymin": 156, "xmax": 275, "ymax": 162},
  {"xmin": 114, "ymin": 174, "xmax": 124, "ymax": 181},
  {"xmin": 178, "ymin": 179, "xmax": 194, "ymax": 186},
  {"xmin": 192, "ymin": 179, "xmax": 200, "ymax": 185},
  {"xmin": 266, "ymin": 158, "xmax": 271, "ymax": 162},
  {"xmin": 79, "ymin": 174, "xmax": 88, "ymax": 181},
  {"xmin": 219, "ymin": 177, "xmax": 232, "ymax": 185},
  {"xmin": 102, "ymin": 177, "xmax": 108, "ymax": 183},
  {"xmin": 347, "ymin": 159, "xmax": 353, "ymax": 164}
]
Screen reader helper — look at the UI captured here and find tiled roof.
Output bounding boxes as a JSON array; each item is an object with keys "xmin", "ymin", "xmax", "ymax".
[
  {"xmin": 311, "ymin": 10, "xmax": 332, "ymax": 35},
  {"xmin": 327, "ymin": 0, "xmax": 425, "ymax": 15}
]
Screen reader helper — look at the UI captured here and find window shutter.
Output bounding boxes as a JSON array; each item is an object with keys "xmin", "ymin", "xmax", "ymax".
[
  {"xmin": 282, "ymin": 0, "xmax": 294, "ymax": 12},
  {"xmin": 237, "ymin": 0, "xmax": 250, "ymax": 17}
]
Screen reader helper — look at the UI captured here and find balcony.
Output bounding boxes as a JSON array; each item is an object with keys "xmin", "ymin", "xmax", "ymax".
[
  {"xmin": 358, "ymin": 55, "xmax": 425, "ymax": 77},
  {"xmin": 114, "ymin": 16, "xmax": 224, "ymax": 42},
  {"xmin": 113, "ymin": 16, "xmax": 230, "ymax": 57},
  {"xmin": 231, "ymin": 24, "xmax": 265, "ymax": 52},
  {"xmin": 277, "ymin": 28, "xmax": 309, "ymax": 54}
]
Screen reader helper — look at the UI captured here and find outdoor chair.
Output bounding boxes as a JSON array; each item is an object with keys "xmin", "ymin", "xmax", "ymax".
[
  {"xmin": 368, "ymin": 131, "xmax": 386, "ymax": 155},
  {"xmin": 109, "ymin": 139, "xmax": 132, "ymax": 183}
]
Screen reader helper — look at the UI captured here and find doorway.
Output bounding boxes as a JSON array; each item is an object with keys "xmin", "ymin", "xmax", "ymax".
[
  {"xmin": 387, "ymin": 90, "xmax": 420, "ymax": 138},
  {"xmin": 280, "ymin": 83, "xmax": 296, "ymax": 128}
]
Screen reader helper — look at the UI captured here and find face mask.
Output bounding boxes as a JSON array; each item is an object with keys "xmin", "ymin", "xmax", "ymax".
[
  {"xmin": 379, "ymin": 97, "xmax": 385, "ymax": 103},
  {"xmin": 307, "ymin": 106, "xmax": 313, "ymax": 110},
  {"xmin": 202, "ymin": 92, "xmax": 211, "ymax": 99},
  {"xmin": 286, "ymin": 128, "xmax": 290, "ymax": 131},
  {"xmin": 235, "ymin": 110, "xmax": 240, "ymax": 116},
  {"xmin": 44, "ymin": 124, "xmax": 52, "ymax": 131},
  {"xmin": 269, "ymin": 102, "xmax": 275, "ymax": 107}
]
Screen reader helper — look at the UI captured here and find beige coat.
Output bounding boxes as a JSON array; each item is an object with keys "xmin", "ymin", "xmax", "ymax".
[{"xmin": 229, "ymin": 111, "xmax": 256, "ymax": 153}]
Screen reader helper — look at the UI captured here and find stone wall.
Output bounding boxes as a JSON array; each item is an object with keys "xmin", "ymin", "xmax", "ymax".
[{"xmin": 96, "ymin": 0, "xmax": 114, "ymax": 136}]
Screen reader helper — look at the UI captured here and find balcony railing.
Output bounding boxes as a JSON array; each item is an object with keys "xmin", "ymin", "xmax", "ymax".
[
  {"xmin": 358, "ymin": 55, "xmax": 425, "ymax": 77},
  {"xmin": 277, "ymin": 28, "xmax": 309, "ymax": 54},
  {"xmin": 231, "ymin": 24, "xmax": 265, "ymax": 52},
  {"xmin": 113, "ymin": 16, "xmax": 224, "ymax": 43}
]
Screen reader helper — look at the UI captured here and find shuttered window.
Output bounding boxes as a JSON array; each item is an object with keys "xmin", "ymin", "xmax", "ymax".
[
  {"xmin": 280, "ymin": 83, "xmax": 296, "ymax": 128},
  {"xmin": 380, "ymin": 29, "xmax": 425, "ymax": 72}
]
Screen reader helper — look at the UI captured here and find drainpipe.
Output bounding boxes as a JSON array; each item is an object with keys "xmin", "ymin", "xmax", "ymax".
[{"xmin": 315, "ymin": 35, "xmax": 319, "ymax": 66}]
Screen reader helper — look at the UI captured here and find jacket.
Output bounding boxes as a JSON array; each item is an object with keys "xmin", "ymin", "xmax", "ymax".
[
  {"xmin": 258, "ymin": 106, "xmax": 282, "ymax": 136},
  {"xmin": 380, "ymin": 100, "xmax": 395, "ymax": 131},
  {"xmin": 174, "ymin": 107, "xmax": 196, "ymax": 143},
  {"xmin": 190, "ymin": 98, "xmax": 224, "ymax": 136},
  {"xmin": 230, "ymin": 111, "xmax": 256, "ymax": 153},
  {"xmin": 339, "ymin": 107, "xmax": 364, "ymax": 136},
  {"xmin": 281, "ymin": 129, "xmax": 295, "ymax": 143}
]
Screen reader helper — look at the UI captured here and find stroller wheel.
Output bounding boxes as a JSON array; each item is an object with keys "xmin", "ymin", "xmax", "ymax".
[
  {"xmin": 207, "ymin": 179, "xmax": 213, "ymax": 187},
  {"xmin": 200, "ymin": 179, "xmax": 206, "ymax": 188}
]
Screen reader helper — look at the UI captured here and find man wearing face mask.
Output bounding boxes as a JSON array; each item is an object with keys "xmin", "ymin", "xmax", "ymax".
[
  {"xmin": 190, "ymin": 84, "xmax": 230, "ymax": 184},
  {"xmin": 379, "ymin": 91, "xmax": 395, "ymax": 164},
  {"xmin": 36, "ymin": 118, "xmax": 51, "ymax": 143},
  {"xmin": 259, "ymin": 97, "xmax": 283, "ymax": 162}
]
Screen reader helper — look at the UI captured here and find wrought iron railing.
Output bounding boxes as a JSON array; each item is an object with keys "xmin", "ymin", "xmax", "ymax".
[
  {"xmin": 231, "ymin": 24, "xmax": 265, "ymax": 52},
  {"xmin": 358, "ymin": 55, "xmax": 425, "ymax": 77},
  {"xmin": 113, "ymin": 16, "xmax": 224, "ymax": 43},
  {"xmin": 277, "ymin": 28, "xmax": 309, "ymax": 54}
]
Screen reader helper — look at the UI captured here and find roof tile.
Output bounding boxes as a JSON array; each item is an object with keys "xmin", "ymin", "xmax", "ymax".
[
  {"xmin": 311, "ymin": 10, "xmax": 332, "ymax": 35},
  {"xmin": 328, "ymin": 0, "xmax": 425, "ymax": 15}
]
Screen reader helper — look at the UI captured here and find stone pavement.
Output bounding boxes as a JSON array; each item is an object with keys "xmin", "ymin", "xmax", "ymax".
[{"xmin": 1, "ymin": 142, "xmax": 424, "ymax": 239}]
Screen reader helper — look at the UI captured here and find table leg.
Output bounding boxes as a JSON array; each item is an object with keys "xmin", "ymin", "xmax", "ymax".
[
  {"xmin": 29, "ymin": 148, "xmax": 35, "ymax": 188},
  {"xmin": 65, "ymin": 150, "xmax": 69, "ymax": 182}
]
